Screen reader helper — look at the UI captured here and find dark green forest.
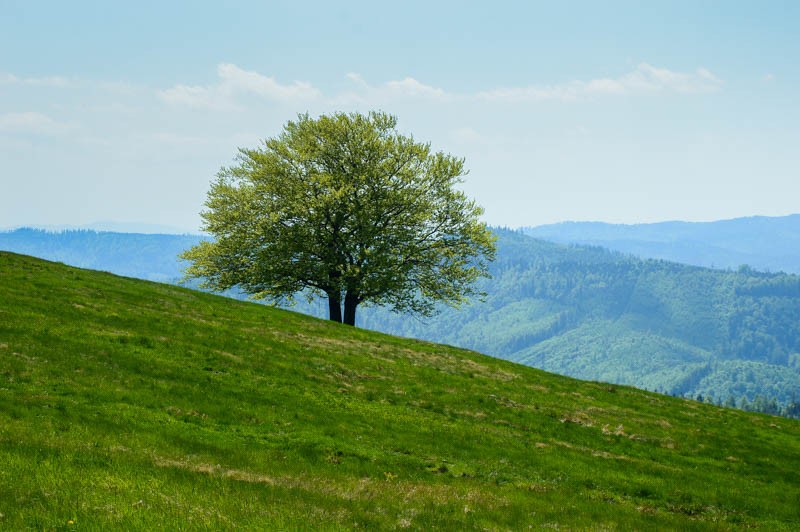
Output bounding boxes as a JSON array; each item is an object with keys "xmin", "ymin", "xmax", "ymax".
[{"xmin": 3, "ymin": 227, "xmax": 799, "ymax": 417}]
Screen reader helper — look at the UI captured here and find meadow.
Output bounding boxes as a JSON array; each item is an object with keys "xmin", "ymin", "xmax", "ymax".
[{"xmin": 1, "ymin": 251, "xmax": 799, "ymax": 529}]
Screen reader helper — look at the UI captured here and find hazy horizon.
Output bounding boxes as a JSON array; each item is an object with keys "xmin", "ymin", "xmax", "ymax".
[{"xmin": 3, "ymin": 211, "xmax": 800, "ymax": 237}]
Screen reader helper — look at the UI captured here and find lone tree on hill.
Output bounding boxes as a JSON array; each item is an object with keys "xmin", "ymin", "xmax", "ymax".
[{"xmin": 182, "ymin": 111, "xmax": 496, "ymax": 326}]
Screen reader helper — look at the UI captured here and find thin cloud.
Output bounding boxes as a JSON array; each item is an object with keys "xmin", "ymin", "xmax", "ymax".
[
  {"xmin": 337, "ymin": 73, "xmax": 449, "ymax": 105},
  {"xmin": 478, "ymin": 63, "xmax": 723, "ymax": 102},
  {"xmin": 158, "ymin": 63, "xmax": 321, "ymax": 109},
  {"xmin": 451, "ymin": 127, "xmax": 489, "ymax": 144},
  {"xmin": 157, "ymin": 63, "xmax": 719, "ymax": 110},
  {"xmin": 0, "ymin": 112, "xmax": 73, "ymax": 135},
  {"xmin": 0, "ymin": 63, "xmax": 723, "ymax": 136},
  {"xmin": 159, "ymin": 84, "xmax": 227, "ymax": 110},
  {"xmin": 0, "ymin": 73, "xmax": 76, "ymax": 88},
  {"xmin": 384, "ymin": 77, "xmax": 446, "ymax": 98}
]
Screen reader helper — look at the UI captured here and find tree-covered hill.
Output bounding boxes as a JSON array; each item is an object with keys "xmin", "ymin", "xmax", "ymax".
[
  {"xmin": 358, "ymin": 230, "xmax": 800, "ymax": 414},
  {"xmin": 523, "ymin": 213, "xmax": 800, "ymax": 274},
  {"xmin": 1, "ymin": 251, "xmax": 799, "ymax": 529},
  {"xmin": 0, "ymin": 228, "xmax": 205, "ymax": 281}
]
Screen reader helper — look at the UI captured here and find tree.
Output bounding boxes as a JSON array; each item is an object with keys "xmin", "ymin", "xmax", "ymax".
[{"xmin": 181, "ymin": 111, "xmax": 496, "ymax": 326}]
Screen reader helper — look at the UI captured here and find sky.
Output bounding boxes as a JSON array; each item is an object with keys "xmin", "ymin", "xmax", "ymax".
[{"xmin": 1, "ymin": 0, "xmax": 799, "ymax": 233}]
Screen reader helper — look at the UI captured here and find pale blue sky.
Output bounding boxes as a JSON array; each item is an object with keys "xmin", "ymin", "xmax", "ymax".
[{"xmin": 1, "ymin": 1, "xmax": 798, "ymax": 232}]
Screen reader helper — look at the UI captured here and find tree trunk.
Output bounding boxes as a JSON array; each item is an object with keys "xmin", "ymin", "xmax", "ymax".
[
  {"xmin": 327, "ymin": 293, "xmax": 342, "ymax": 323},
  {"xmin": 343, "ymin": 291, "xmax": 359, "ymax": 326}
]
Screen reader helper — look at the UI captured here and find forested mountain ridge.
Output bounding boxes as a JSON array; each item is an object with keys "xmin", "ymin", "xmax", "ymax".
[
  {"xmin": 0, "ymin": 228, "xmax": 205, "ymax": 281},
  {"xmin": 523, "ymin": 213, "xmax": 800, "ymax": 274},
  {"xmin": 359, "ymin": 230, "xmax": 800, "ymax": 414},
  {"xmin": 3, "ymin": 227, "xmax": 799, "ymax": 415}
]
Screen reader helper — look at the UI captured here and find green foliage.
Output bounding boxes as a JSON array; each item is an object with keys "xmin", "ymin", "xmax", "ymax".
[
  {"xmin": 2, "ymin": 252, "xmax": 800, "ymax": 529},
  {"xmin": 181, "ymin": 111, "xmax": 495, "ymax": 325}
]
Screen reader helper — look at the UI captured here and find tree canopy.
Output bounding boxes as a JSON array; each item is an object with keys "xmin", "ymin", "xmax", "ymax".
[{"xmin": 182, "ymin": 111, "xmax": 496, "ymax": 326}]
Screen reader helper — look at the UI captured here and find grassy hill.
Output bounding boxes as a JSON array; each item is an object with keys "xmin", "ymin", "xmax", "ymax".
[
  {"xmin": 2, "ymin": 251, "xmax": 800, "ymax": 529},
  {"xmin": 4, "ymin": 227, "xmax": 800, "ymax": 414}
]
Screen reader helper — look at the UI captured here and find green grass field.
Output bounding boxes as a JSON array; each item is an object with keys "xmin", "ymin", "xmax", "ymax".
[{"xmin": 1, "ymin": 251, "xmax": 799, "ymax": 529}]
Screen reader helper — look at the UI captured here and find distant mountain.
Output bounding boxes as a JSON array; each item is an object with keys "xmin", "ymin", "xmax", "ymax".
[
  {"xmin": 0, "ymin": 228, "xmax": 205, "ymax": 281},
  {"xmin": 523, "ymin": 214, "xmax": 800, "ymax": 274},
  {"xmin": 3, "ymin": 226, "xmax": 799, "ymax": 414},
  {"xmin": 0, "ymin": 221, "xmax": 199, "ymax": 234}
]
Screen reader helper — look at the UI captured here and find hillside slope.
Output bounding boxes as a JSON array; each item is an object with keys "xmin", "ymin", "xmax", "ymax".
[
  {"xmin": 1, "ymin": 252, "xmax": 799, "ymax": 529},
  {"xmin": 4, "ymin": 228, "xmax": 800, "ymax": 413}
]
